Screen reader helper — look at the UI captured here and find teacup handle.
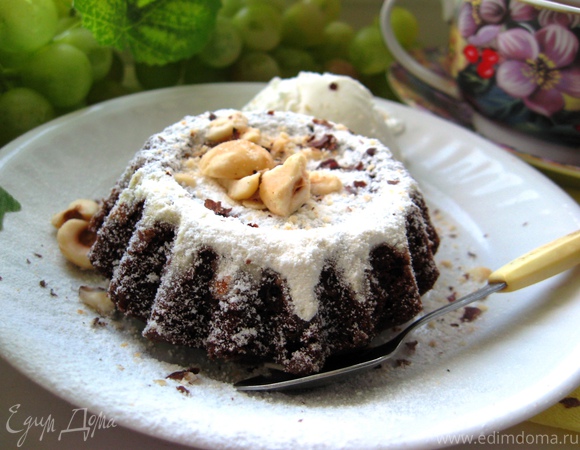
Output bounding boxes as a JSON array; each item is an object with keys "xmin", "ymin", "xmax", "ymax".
[{"xmin": 380, "ymin": 0, "xmax": 461, "ymax": 100}]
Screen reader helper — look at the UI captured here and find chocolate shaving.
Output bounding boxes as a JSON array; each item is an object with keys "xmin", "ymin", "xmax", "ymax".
[
  {"xmin": 387, "ymin": 180, "xmax": 400, "ymax": 185},
  {"xmin": 166, "ymin": 369, "xmax": 193, "ymax": 381},
  {"xmin": 91, "ymin": 317, "xmax": 107, "ymax": 327},
  {"xmin": 318, "ymin": 158, "xmax": 341, "ymax": 170},
  {"xmin": 460, "ymin": 306, "xmax": 482, "ymax": 322},
  {"xmin": 313, "ymin": 118, "xmax": 333, "ymax": 128},
  {"xmin": 405, "ymin": 340, "xmax": 418, "ymax": 352},
  {"xmin": 329, "ymin": 82, "xmax": 338, "ymax": 91},
  {"xmin": 204, "ymin": 199, "xmax": 232, "ymax": 217},
  {"xmin": 167, "ymin": 367, "xmax": 200, "ymax": 381},
  {"xmin": 308, "ymin": 134, "xmax": 338, "ymax": 151},
  {"xmin": 366, "ymin": 147, "xmax": 377, "ymax": 156},
  {"xmin": 176, "ymin": 386, "xmax": 190, "ymax": 396},
  {"xmin": 353, "ymin": 180, "xmax": 367, "ymax": 188}
]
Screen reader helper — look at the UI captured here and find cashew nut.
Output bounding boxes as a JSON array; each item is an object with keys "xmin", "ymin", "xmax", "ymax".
[
  {"xmin": 242, "ymin": 198, "xmax": 268, "ymax": 210},
  {"xmin": 259, "ymin": 153, "xmax": 310, "ymax": 216},
  {"xmin": 205, "ymin": 112, "xmax": 249, "ymax": 142},
  {"xmin": 218, "ymin": 172, "xmax": 261, "ymax": 200},
  {"xmin": 310, "ymin": 171, "xmax": 343, "ymax": 196},
  {"xmin": 199, "ymin": 140, "xmax": 274, "ymax": 179},
  {"xmin": 56, "ymin": 219, "xmax": 96, "ymax": 269},
  {"xmin": 240, "ymin": 127, "xmax": 261, "ymax": 143},
  {"xmin": 51, "ymin": 199, "xmax": 99, "ymax": 229}
]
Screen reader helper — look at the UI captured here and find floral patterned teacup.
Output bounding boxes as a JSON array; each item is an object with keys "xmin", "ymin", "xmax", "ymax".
[{"xmin": 381, "ymin": 0, "xmax": 580, "ymax": 148}]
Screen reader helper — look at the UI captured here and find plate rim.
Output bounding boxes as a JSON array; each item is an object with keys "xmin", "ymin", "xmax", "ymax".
[{"xmin": 1, "ymin": 83, "xmax": 580, "ymax": 450}]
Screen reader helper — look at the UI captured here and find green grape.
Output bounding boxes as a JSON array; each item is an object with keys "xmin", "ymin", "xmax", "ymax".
[
  {"xmin": 243, "ymin": 0, "xmax": 287, "ymax": 12},
  {"xmin": 219, "ymin": 0, "xmax": 244, "ymax": 17},
  {"xmin": 134, "ymin": 61, "xmax": 182, "ymax": 90},
  {"xmin": 183, "ymin": 57, "xmax": 228, "ymax": 84},
  {"xmin": 199, "ymin": 16, "xmax": 243, "ymax": 68},
  {"xmin": 53, "ymin": 0, "xmax": 74, "ymax": 18},
  {"xmin": 0, "ymin": 47, "xmax": 30, "ymax": 70},
  {"xmin": 21, "ymin": 42, "xmax": 93, "ymax": 108},
  {"xmin": 272, "ymin": 47, "xmax": 320, "ymax": 78},
  {"xmin": 323, "ymin": 58, "xmax": 358, "ymax": 79},
  {"xmin": 231, "ymin": 51, "xmax": 280, "ymax": 82},
  {"xmin": 349, "ymin": 25, "xmax": 393, "ymax": 76},
  {"xmin": 53, "ymin": 27, "xmax": 113, "ymax": 81},
  {"xmin": 0, "ymin": 0, "xmax": 59, "ymax": 53},
  {"xmin": 390, "ymin": 7, "xmax": 419, "ymax": 49},
  {"xmin": 281, "ymin": 2, "xmax": 326, "ymax": 48},
  {"xmin": 314, "ymin": 20, "xmax": 354, "ymax": 62},
  {"xmin": 232, "ymin": 4, "xmax": 282, "ymax": 52},
  {"xmin": 0, "ymin": 88, "xmax": 55, "ymax": 146},
  {"xmin": 55, "ymin": 16, "xmax": 81, "ymax": 36},
  {"xmin": 302, "ymin": 0, "xmax": 341, "ymax": 22}
]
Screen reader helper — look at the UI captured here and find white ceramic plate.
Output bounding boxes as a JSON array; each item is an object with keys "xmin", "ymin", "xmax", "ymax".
[{"xmin": 1, "ymin": 84, "xmax": 580, "ymax": 450}]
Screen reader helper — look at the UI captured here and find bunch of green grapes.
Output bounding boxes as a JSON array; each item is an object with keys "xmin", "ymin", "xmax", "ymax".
[
  {"xmin": 0, "ymin": 0, "xmax": 419, "ymax": 147},
  {"xmin": 0, "ymin": 0, "xmax": 116, "ymax": 146},
  {"xmin": 137, "ymin": 0, "xmax": 419, "ymax": 100}
]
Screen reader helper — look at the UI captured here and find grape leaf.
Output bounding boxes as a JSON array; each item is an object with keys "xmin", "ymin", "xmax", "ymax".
[
  {"xmin": 0, "ymin": 186, "xmax": 21, "ymax": 231},
  {"xmin": 74, "ymin": 0, "xmax": 220, "ymax": 65}
]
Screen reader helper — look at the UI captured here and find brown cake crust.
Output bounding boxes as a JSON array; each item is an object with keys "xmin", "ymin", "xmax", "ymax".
[{"xmin": 88, "ymin": 109, "xmax": 440, "ymax": 375}]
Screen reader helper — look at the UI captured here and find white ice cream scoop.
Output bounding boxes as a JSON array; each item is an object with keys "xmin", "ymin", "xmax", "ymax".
[{"xmin": 243, "ymin": 72, "xmax": 402, "ymax": 160}]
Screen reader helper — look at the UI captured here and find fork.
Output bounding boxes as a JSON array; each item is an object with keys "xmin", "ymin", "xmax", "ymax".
[{"xmin": 235, "ymin": 229, "xmax": 580, "ymax": 392}]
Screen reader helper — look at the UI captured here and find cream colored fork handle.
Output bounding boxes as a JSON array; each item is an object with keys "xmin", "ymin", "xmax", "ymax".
[{"xmin": 488, "ymin": 229, "xmax": 580, "ymax": 292}]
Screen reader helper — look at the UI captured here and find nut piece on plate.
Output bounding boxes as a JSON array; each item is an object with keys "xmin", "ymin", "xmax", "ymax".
[
  {"xmin": 260, "ymin": 153, "xmax": 311, "ymax": 216},
  {"xmin": 199, "ymin": 139, "xmax": 274, "ymax": 179},
  {"xmin": 79, "ymin": 286, "xmax": 115, "ymax": 315},
  {"xmin": 56, "ymin": 218, "xmax": 96, "ymax": 269},
  {"xmin": 51, "ymin": 199, "xmax": 99, "ymax": 228}
]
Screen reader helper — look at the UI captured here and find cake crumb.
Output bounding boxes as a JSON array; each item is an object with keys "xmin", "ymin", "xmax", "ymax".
[
  {"xmin": 166, "ymin": 369, "xmax": 199, "ymax": 385},
  {"xmin": 176, "ymin": 386, "xmax": 191, "ymax": 396},
  {"xmin": 91, "ymin": 317, "xmax": 107, "ymax": 327},
  {"xmin": 467, "ymin": 267, "xmax": 492, "ymax": 283},
  {"xmin": 461, "ymin": 306, "xmax": 483, "ymax": 323},
  {"xmin": 439, "ymin": 260, "xmax": 453, "ymax": 269}
]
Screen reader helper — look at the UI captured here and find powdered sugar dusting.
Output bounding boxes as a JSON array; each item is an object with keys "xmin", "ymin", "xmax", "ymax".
[{"xmin": 123, "ymin": 109, "xmax": 419, "ymax": 321}]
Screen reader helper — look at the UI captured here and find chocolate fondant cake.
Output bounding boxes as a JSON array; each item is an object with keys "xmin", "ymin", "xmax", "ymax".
[{"xmin": 87, "ymin": 109, "xmax": 439, "ymax": 375}]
